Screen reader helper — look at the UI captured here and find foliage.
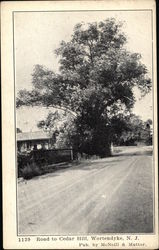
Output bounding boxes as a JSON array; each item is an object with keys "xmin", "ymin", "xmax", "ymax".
[
  {"xmin": 16, "ymin": 18, "xmax": 151, "ymax": 157},
  {"xmin": 112, "ymin": 115, "xmax": 152, "ymax": 146},
  {"xmin": 37, "ymin": 110, "xmax": 76, "ymax": 148},
  {"xmin": 18, "ymin": 149, "xmax": 73, "ymax": 179},
  {"xmin": 20, "ymin": 162, "xmax": 42, "ymax": 179}
]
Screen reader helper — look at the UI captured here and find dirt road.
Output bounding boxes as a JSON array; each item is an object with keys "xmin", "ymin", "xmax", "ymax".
[{"xmin": 18, "ymin": 146, "xmax": 153, "ymax": 235}]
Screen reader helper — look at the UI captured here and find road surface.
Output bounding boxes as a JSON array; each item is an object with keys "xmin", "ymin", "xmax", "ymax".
[{"xmin": 18, "ymin": 146, "xmax": 154, "ymax": 235}]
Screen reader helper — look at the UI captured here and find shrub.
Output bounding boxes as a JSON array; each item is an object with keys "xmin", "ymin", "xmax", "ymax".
[{"xmin": 21, "ymin": 162, "xmax": 42, "ymax": 179}]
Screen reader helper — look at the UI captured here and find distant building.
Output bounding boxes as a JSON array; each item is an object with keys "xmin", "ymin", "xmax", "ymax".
[{"xmin": 17, "ymin": 131, "xmax": 52, "ymax": 152}]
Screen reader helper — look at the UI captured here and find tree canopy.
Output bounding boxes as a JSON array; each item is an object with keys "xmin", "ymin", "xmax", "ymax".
[
  {"xmin": 112, "ymin": 115, "xmax": 152, "ymax": 146},
  {"xmin": 16, "ymin": 18, "xmax": 151, "ymax": 157}
]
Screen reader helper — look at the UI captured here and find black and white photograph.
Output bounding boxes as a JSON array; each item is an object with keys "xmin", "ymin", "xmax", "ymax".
[{"xmin": 2, "ymin": 0, "xmax": 158, "ymax": 249}]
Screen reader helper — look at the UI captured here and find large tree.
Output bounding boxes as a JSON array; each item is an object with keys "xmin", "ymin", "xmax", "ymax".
[{"xmin": 16, "ymin": 18, "xmax": 151, "ymax": 157}]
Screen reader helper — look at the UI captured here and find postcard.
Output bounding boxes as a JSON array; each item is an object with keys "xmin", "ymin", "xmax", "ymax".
[{"xmin": 1, "ymin": 0, "xmax": 158, "ymax": 249}]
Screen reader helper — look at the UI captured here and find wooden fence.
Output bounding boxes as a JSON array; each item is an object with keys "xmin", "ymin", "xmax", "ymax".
[
  {"xmin": 30, "ymin": 148, "xmax": 73, "ymax": 165},
  {"xmin": 18, "ymin": 148, "xmax": 74, "ymax": 175}
]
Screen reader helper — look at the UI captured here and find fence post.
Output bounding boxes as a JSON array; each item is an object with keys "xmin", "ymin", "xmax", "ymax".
[
  {"xmin": 111, "ymin": 142, "xmax": 114, "ymax": 154},
  {"xmin": 70, "ymin": 147, "xmax": 73, "ymax": 161}
]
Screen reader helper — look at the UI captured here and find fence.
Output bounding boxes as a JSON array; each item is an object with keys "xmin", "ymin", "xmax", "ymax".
[
  {"xmin": 18, "ymin": 148, "xmax": 74, "ymax": 178},
  {"xmin": 30, "ymin": 148, "xmax": 73, "ymax": 165}
]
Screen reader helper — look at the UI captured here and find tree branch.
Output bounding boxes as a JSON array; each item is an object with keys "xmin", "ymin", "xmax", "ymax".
[{"xmin": 17, "ymin": 102, "xmax": 77, "ymax": 118}]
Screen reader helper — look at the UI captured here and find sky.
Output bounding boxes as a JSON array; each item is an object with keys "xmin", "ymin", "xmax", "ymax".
[{"xmin": 14, "ymin": 10, "xmax": 153, "ymax": 132}]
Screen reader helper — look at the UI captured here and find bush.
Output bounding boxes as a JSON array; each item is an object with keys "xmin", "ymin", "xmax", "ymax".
[{"xmin": 21, "ymin": 162, "xmax": 42, "ymax": 179}]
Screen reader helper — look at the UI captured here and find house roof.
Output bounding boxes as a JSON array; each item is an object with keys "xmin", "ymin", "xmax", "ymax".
[{"xmin": 17, "ymin": 131, "xmax": 51, "ymax": 142}]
